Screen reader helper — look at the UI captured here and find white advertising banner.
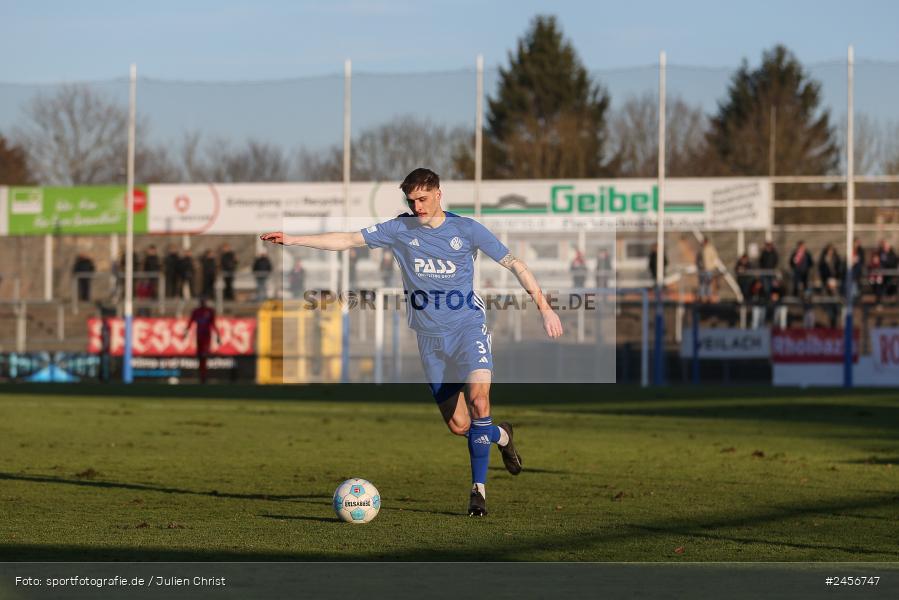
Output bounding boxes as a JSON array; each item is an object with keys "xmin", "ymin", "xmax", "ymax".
[
  {"xmin": 443, "ymin": 178, "xmax": 771, "ymax": 233},
  {"xmin": 679, "ymin": 328, "xmax": 771, "ymax": 359},
  {"xmin": 148, "ymin": 178, "xmax": 771, "ymax": 234},
  {"xmin": 774, "ymin": 357, "xmax": 899, "ymax": 387},
  {"xmin": 148, "ymin": 183, "xmax": 367, "ymax": 235}
]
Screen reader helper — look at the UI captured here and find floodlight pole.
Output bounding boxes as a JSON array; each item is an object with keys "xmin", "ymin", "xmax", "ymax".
[
  {"xmin": 340, "ymin": 59, "xmax": 352, "ymax": 383},
  {"xmin": 653, "ymin": 51, "xmax": 666, "ymax": 386},
  {"xmin": 474, "ymin": 54, "xmax": 484, "ymax": 289},
  {"xmin": 766, "ymin": 106, "xmax": 776, "ymax": 242},
  {"xmin": 123, "ymin": 63, "xmax": 137, "ymax": 384},
  {"xmin": 843, "ymin": 45, "xmax": 855, "ymax": 388}
]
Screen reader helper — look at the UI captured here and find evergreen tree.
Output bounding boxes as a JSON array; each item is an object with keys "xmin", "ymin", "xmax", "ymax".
[
  {"xmin": 0, "ymin": 134, "xmax": 31, "ymax": 184},
  {"xmin": 461, "ymin": 15, "xmax": 612, "ymax": 179},
  {"xmin": 705, "ymin": 45, "xmax": 839, "ymax": 177}
]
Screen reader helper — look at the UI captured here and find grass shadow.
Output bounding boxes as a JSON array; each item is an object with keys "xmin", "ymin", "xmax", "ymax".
[
  {"xmin": 0, "ymin": 471, "xmax": 329, "ymax": 503},
  {"xmin": 540, "ymin": 402, "xmax": 899, "ymax": 432},
  {"xmin": 259, "ymin": 513, "xmax": 338, "ymax": 524}
]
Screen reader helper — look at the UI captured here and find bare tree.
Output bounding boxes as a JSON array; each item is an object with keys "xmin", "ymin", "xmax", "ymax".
[
  {"xmin": 296, "ymin": 115, "xmax": 470, "ymax": 181},
  {"xmin": 179, "ymin": 131, "xmax": 207, "ymax": 183},
  {"xmin": 608, "ymin": 93, "xmax": 707, "ymax": 177},
  {"xmin": 297, "ymin": 146, "xmax": 343, "ymax": 182},
  {"xmin": 178, "ymin": 133, "xmax": 289, "ymax": 183},
  {"xmin": 847, "ymin": 113, "xmax": 881, "ymax": 176},
  {"xmin": 14, "ymin": 84, "xmax": 178, "ymax": 185},
  {"xmin": 206, "ymin": 139, "xmax": 289, "ymax": 182},
  {"xmin": 886, "ymin": 121, "xmax": 899, "ymax": 174}
]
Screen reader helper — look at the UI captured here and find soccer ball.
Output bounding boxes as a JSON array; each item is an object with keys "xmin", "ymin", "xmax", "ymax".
[{"xmin": 333, "ymin": 478, "xmax": 381, "ymax": 524}]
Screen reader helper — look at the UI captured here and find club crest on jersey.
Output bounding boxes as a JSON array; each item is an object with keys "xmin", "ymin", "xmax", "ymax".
[
  {"xmin": 413, "ymin": 257, "xmax": 457, "ymax": 276},
  {"xmin": 449, "ymin": 236, "xmax": 463, "ymax": 250}
]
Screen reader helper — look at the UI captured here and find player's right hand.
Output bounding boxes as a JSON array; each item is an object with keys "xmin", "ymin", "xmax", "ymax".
[
  {"xmin": 542, "ymin": 309, "xmax": 564, "ymax": 339},
  {"xmin": 260, "ymin": 232, "xmax": 288, "ymax": 245}
]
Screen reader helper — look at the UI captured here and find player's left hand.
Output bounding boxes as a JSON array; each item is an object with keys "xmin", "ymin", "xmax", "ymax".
[{"xmin": 541, "ymin": 309, "xmax": 563, "ymax": 339}]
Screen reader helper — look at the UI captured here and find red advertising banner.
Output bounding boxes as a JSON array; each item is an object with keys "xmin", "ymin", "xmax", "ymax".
[
  {"xmin": 771, "ymin": 328, "xmax": 858, "ymax": 364},
  {"xmin": 88, "ymin": 317, "xmax": 256, "ymax": 356}
]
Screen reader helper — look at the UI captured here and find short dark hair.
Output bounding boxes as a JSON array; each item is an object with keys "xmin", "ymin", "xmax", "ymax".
[{"xmin": 400, "ymin": 168, "xmax": 440, "ymax": 195}]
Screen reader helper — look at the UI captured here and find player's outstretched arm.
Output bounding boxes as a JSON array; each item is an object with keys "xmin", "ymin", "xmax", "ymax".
[
  {"xmin": 259, "ymin": 231, "xmax": 366, "ymax": 251},
  {"xmin": 499, "ymin": 253, "xmax": 563, "ymax": 339}
]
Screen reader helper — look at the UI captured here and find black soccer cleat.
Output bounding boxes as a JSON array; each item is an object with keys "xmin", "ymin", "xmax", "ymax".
[
  {"xmin": 497, "ymin": 422, "xmax": 523, "ymax": 475},
  {"xmin": 468, "ymin": 490, "xmax": 487, "ymax": 517}
]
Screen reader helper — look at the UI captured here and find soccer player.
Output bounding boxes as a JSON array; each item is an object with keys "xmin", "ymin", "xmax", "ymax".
[
  {"xmin": 261, "ymin": 168, "xmax": 563, "ymax": 516},
  {"xmin": 183, "ymin": 296, "xmax": 220, "ymax": 384}
]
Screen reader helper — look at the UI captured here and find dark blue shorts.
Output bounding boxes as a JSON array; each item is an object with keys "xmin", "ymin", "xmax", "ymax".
[{"xmin": 416, "ymin": 322, "xmax": 493, "ymax": 404}]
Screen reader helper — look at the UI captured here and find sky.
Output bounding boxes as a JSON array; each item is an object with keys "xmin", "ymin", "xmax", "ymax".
[
  {"xmin": 1, "ymin": 0, "xmax": 897, "ymax": 81},
  {"xmin": 1, "ymin": 1, "xmax": 898, "ymax": 151}
]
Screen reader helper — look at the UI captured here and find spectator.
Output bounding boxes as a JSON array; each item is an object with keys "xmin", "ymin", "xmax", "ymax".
[
  {"xmin": 110, "ymin": 251, "xmax": 125, "ymax": 301},
  {"xmin": 177, "ymin": 249, "xmax": 196, "ymax": 299},
  {"xmin": 877, "ymin": 240, "xmax": 898, "ymax": 297},
  {"xmin": 220, "ymin": 243, "xmax": 238, "ymax": 301},
  {"xmin": 789, "ymin": 240, "xmax": 813, "ymax": 297},
  {"xmin": 818, "ymin": 244, "xmax": 843, "ymax": 296},
  {"xmin": 751, "ymin": 276, "xmax": 786, "ymax": 329},
  {"xmin": 647, "ymin": 243, "xmax": 667, "ymax": 285},
  {"xmin": 818, "ymin": 243, "xmax": 843, "ymax": 328},
  {"xmin": 735, "ymin": 253, "xmax": 754, "ymax": 302},
  {"xmin": 289, "ymin": 257, "xmax": 306, "ymax": 299},
  {"xmin": 595, "ymin": 248, "xmax": 612, "ymax": 288},
  {"xmin": 849, "ymin": 237, "xmax": 865, "ymax": 299},
  {"xmin": 869, "ymin": 254, "xmax": 885, "ymax": 303},
  {"xmin": 201, "ymin": 249, "xmax": 217, "ymax": 299},
  {"xmin": 164, "ymin": 244, "xmax": 180, "ymax": 299},
  {"xmin": 759, "ymin": 240, "xmax": 779, "ymax": 296},
  {"xmin": 380, "ymin": 249, "xmax": 396, "ymax": 288},
  {"xmin": 135, "ymin": 269, "xmax": 154, "ymax": 316},
  {"xmin": 696, "ymin": 237, "xmax": 720, "ymax": 302},
  {"xmin": 749, "ymin": 278, "xmax": 766, "ymax": 328},
  {"xmin": 570, "ymin": 249, "xmax": 587, "ymax": 288},
  {"xmin": 96, "ymin": 302, "xmax": 116, "ymax": 382},
  {"xmin": 252, "ymin": 251, "xmax": 273, "ymax": 301},
  {"xmin": 73, "ymin": 252, "xmax": 96, "ymax": 302},
  {"xmin": 768, "ymin": 276, "xmax": 787, "ymax": 328},
  {"xmin": 143, "ymin": 245, "xmax": 161, "ymax": 299}
]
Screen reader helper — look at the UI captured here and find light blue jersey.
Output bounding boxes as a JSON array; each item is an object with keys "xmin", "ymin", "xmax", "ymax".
[{"xmin": 361, "ymin": 212, "xmax": 509, "ymax": 335}]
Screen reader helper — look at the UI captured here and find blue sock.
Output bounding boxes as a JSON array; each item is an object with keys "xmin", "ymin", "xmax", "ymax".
[{"xmin": 468, "ymin": 416, "xmax": 502, "ymax": 486}]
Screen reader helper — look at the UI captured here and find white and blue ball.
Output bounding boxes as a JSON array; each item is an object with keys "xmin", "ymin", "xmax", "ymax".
[{"xmin": 333, "ymin": 478, "xmax": 381, "ymax": 524}]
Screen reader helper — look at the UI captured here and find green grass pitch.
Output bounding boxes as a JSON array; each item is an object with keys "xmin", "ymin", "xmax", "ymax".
[{"xmin": 0, "ymin": 384, "xmax": 897, "ymax": 561}]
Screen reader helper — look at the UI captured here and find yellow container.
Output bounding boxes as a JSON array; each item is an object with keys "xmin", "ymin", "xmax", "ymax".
[{"xmin": 256, "ymin": 299, "xmax": 343, "ymax": 384}]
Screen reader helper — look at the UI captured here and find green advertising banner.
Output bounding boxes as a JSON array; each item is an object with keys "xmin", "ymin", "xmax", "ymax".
[{"xmin": 7, "ymin": 186, "xmax": 148, "ymax": 235}]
